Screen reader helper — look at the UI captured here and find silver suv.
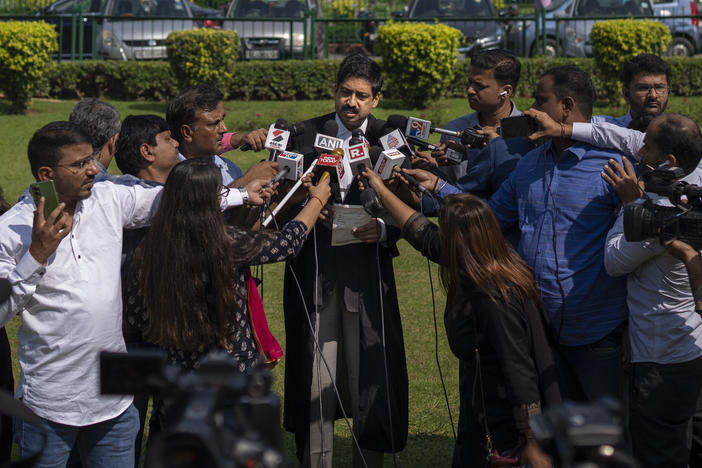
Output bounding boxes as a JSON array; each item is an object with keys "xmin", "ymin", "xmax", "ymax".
[{"xmin": 223, "ymin": 0, "xmax": 323, "ymax": 59}]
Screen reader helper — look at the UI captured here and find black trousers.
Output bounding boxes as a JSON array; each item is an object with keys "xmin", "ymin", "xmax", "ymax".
[{"xmin": 630, "ymin": 357, "xmax": 702, "ymax": 468}]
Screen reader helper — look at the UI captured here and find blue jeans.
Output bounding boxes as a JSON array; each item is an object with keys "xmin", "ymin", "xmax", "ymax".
[
  {"xmin": 558, "ymin": 323, "xmax": 625, "ymax": 401},
  {"xmin": 14, "ymin": 404, "xmax": 138, "ymax": 468}
]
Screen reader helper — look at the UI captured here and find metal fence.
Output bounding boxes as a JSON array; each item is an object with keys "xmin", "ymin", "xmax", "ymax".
[{"xmin": 2, "ymin": 10, "xmax": 699, "ymax": 60}]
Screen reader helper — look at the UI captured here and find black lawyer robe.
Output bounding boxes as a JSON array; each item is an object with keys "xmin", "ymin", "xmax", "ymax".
[{"xmin": 281, "ymin": 113, "xmax": 409, "ymax": 461}]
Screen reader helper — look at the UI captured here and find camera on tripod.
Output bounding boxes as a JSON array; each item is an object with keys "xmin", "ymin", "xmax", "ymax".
[
  {"xmin": 623, "ymin": 165, "xmax": 702, "ymax": 249},
  {"xmin": 100, "ymin": 350, "xmax": 284, "ymax": 468}
]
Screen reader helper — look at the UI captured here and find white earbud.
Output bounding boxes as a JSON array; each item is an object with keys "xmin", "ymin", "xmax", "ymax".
[{"xmin": 499, "ymin": 90, "xmax": 508, "ymax": 97}]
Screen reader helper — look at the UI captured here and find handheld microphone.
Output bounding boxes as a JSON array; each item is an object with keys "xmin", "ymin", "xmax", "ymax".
[
  {"xmin": 239, "ymin": 119, "xmax": 305, "ymax": 152},
  {"xmin": 314, "ymin": 120, "xmax": 343, "ymax": 155},
  {"xmin": 314, "ymin": 148, "xmax": 345, "ymax": 202},
  {"xmin": 347, "ymin": 130, "xmax": 383, "ymax": 216},
  {"xmin": 374, "ymin": 148, "xmax": 406, "ymax": 180},
  {"xmin": 388, "ymin": 114, "xmax": 463, "ymax": 139},
  {"xmin": 270, "ymin": 151, "xmax": 304, "ymax": 184},
  {"xmin": 392, "ymin": 166, "xmax": 428, "ymax": 194},
  {"xmin": 406, "ymin": 135, "xmax": 440, "ymax": 152}
]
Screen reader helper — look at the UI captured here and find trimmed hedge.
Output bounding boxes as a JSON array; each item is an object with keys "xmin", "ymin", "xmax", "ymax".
[
  {"xmin": 377, "ymin": 22, "xmax": 463, "ymax": 107},
  {"xmin": 40, "ymin": 56, "xmax": 702, "ymax": 103},
  {"xmin": 0, "ymin": 21, "xmax": 57, "ymax": 113},
  {"xmin": 166, "ymin": 29, "xmax": 240, "ymax": 91}
]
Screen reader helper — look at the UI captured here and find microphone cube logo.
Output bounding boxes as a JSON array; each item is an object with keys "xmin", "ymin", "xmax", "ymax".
[
  {"xmin": 280, "ymin": 151, "xmax": 304, "ymax": 180},
  {"xmin": 380, "ymin": 129, "xmax": 406, "ymax": 151},
  {"xmin": 265, "ymin": 123, "xmax": 290, "ymax": 151},
  {"xmin": 406, "ymin": 117, "xmax": 431, "ymax": 140},
  {"xmin": 314, "ymin": 134, "xmax": 344, "ymax": 153},
  {"xmin": 348, "ymin": 144, "xmax": 366, "ymax": 161}
]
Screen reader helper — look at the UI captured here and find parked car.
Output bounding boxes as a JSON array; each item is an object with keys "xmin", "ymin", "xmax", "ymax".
[
  {"xmin": 391, "ymin": 0, "xmax": 505, "ymax": 56},
  {"xmin": 33, "ymin": 0, "xmax": 219, "ymax": 59},
  {"xmin": 652, "ymin": 0, "xmax": 701, "ymax": 55},
  {"xmin": 506, "ymin": 0, "xmax": 700, "ymax": 57},
  {"xmin": 222, "ymin": 0, "xmax": 322, "ymax": 59}
]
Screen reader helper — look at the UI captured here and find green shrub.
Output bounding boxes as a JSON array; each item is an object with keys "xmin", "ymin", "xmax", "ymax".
[
  {"xmin": 0, "ymin": 21, "xmax": 57, "ymax": 113},
  {"xmin": 376, "ymin": 22, "xmax": 462, "ymax": 107},
  {"xmin": 166, "ymin": 29, "xmax": 240, "ymax": 93},
  {"xmin": 591, "ymin": 19, "xmax": 671, "ymax": 105},
  {"xmin": 39, "ymin": 56, "xmax": 702, "ymax": 103},
  {"xmin": 43, "ymin": 61, "xmax": 179, "ymax": 100},
  {"xmin": 325, "ymin": 0, "xmax": 364, "ymax": 17},
  {"xmin": 229, "ymin": 60, "xmax": 339, "ymax": 100}
]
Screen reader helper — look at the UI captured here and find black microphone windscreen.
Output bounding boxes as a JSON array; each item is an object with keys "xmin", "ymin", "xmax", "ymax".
[
  {"xmin": 275, "ymin": 118, "xmax": 288, "ymax": 129},
  {"xmin": 352, "ymin": 128, "xmax": 364, "ymax": 138},
  {"xmin": 367, "ymin": 119, "xmax": 390, "ymax": 140},
  {"xmin": 321, "ymin": 120, "xmax": 339, "ymax": 137},
  {"xmin": 288, "ymin": 121, "xmax": 305, "ymax": 137},
  {"xmin": 369, "ymin": 146, "xmax": 383, "ymax": 164},
  {"xmin": 387, "ymin": 114, "xmax": 408, "ymax": 130}
]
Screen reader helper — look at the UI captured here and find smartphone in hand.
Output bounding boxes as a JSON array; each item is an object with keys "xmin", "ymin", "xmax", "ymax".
[
  {"xmin": 501, "ymin": 116, "xmax": 538, "ymax": 139},
  {"xmin": 29, "ymin": 180, "xmax": 61, "ymax": 222}
]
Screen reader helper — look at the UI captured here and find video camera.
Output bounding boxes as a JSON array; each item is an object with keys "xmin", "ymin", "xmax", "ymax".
[
  {"xmin": 531, "ymin": 398, "xmax": 639, "ymax": 468},
  {"xmin": 623, "ymin": 165, "xmax": 702, "ymax": 249},
  {"xmin": 100, "ymin": 350, "xmax": 284, "ymax": 468}
]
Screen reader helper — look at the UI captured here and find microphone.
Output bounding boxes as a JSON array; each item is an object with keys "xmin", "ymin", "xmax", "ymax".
[
  {"xmin": 313, "ymin": 148, "xmax": 345, "ymax": 202},
  {"xmin": 392, "ymin": 166, "xmax": 429, "ymax": 194},
  {"xmin": 406, "ymin": 135, "xmax": 440, "ymax": 152},
  {"xmin": 239, "ymin": 119, "xmax": 305, "ymax": 152},
  {"xmin": 387, "ymin": 114, "xmax": 462, "ymax": 139},
  {"xmin": 270, "ymin": 151, "xmax": 304, "ymax": 185},
  {"xmin": 314, "ymin": 120, "xmax": 344, "ymax": 155},
  {"xmin": 373, "ymin": 148, "xmax": 406, "ymax": 180},
  {"xmin": 348, "ymin": 130, "xmax": 383, "ymax": 217}
]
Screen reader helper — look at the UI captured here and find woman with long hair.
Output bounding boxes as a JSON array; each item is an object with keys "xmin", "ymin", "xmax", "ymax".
[
  {"xmin": 360, "ymin": 169, "xmax": 558, "ymax": 468},
  {"xmin": 125, "ymin": 157, "xmax": 330, "ymax": 374}
]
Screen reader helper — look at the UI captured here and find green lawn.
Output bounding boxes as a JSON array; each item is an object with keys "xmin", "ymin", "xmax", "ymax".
[{"xmin": 2, "ymin": 96, "xmax": 702, "ymax": 466}]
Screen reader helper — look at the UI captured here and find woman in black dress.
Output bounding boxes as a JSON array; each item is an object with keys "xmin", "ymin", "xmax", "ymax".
[
  {"xmin": 125, "ymin": 157, "xmax": 330, "ymax": 427},
  {"xmin": 360, "ymin": 168, "xmax": 557, "ymax": 468}
]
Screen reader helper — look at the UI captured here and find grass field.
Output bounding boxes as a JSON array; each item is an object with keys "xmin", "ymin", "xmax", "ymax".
[{"xmin": 1, "ymin": 95, "xmax": 701, "ymax": 466}]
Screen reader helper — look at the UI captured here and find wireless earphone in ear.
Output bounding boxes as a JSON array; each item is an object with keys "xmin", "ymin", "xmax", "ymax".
[{"xmin": 499, "ymin": 90, "xmax": 508, "ymax": 97}]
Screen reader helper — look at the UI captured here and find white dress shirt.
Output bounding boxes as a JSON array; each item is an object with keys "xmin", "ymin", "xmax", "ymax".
[
  {"xmin": 572, "ymin": 122, "xmax": 644, "ymax": 160},
  {"xmin": 0, "ymin": 178, "xmax": 245, "ymax": 426},
  {"xmin": 604, "ymin": 166, "xmax": 702, "ymax": 364}
]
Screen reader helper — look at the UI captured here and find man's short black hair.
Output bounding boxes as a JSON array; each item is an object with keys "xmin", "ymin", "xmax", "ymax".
[
  {"xmin": 470, "ymin": 49, "xmax": 521, "ymax": 89},
  {"xmin": 68, "ymin": 98, "xmax": 121, "ymax": 150},
  {"xmin": 27, "ymin": 122, "xmax": 92, "ymax": 180},
  {"xmin": 167, "ymin": 84, "xmax": 223, "ymax": 145},
  {"xmin": 336, "ymin": 54, "xmax": 383, "ymax": 97},
  {"xmin": 622, "ymin": 54, "xmax": 670, "ymax": 88},
  {"xmin": 653, "ymin": 114, "xmax": 702, "ymax": 175},
  {"xmin": 628, "ymin": 113, "xmax": 656, "ymax": 132},
  {"xmin": 115, "ymin": 115, "xmax": 171, "ymax": 176},
  {"xmin": 542, "ymin": 65, "xmax": 597, "ymax": 119}
]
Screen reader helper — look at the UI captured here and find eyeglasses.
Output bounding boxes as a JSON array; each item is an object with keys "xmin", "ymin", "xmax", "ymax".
[
  {"xmin": 51, "ymin": 153, "xmax": 100, "ymax": 174},
  {"xmin": 631, "ymin": 84, "xmax": 669, "ymax": 95},
  {"xmin": 220, "ymin": 186, "xmax": 230, "ymax": 198}
]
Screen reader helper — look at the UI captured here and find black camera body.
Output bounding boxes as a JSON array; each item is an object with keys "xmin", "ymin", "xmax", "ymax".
[
  {"xmin": 623, "ymin": 166, "xmax": 702, "ymax": 250},
  {"xmin": 100, "ymin": 350, "xmax": 284, "ymax": 468},
  {"xmin": 500, "ymin": 115, "xmax": 538, "ymax": 139},
  {"xmin": 531, "ymin": 398, "xmax": 638, "ymax": 468}
]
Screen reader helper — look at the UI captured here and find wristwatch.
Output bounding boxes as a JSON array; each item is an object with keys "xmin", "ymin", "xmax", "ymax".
[{"xmin": 238, "ymin": 187, "xmax": 249, "ymax": 205}]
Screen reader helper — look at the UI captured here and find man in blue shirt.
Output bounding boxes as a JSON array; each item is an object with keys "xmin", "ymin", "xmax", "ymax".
[{"xmin": 489, "ymin": 65, "xmax": 628, "ymax": 401}]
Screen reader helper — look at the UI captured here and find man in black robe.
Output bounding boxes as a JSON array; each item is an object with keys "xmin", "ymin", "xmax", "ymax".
[{"xmin": 281, "ymin": 54, "xmax": 408, "ymax": 468}]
